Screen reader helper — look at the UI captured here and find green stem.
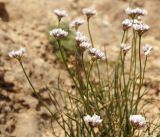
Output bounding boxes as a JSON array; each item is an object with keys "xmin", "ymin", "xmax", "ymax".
[
  {"xmin": 87, "ymin": 19, "xmax": 94, "ymax": 47},
  {"xmin": 135, "ymin": 35, "xmax": 142, "ymax": 112},
  {"xmin": 19, "ymin": 60, "xmax": 54, "ymax": 116},
  {"xmin": 142, "ymin": 56, "xmax": 147, "ymax": 84}
]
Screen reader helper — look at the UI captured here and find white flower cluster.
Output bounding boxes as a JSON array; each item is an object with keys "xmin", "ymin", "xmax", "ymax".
[
  {"xmin": 88, "ymin": 48, "xmax": 107, "ymax": 61},
  {"xmin": 133, "ymin": 22, "xmax": 150, "ymax": 35},
  {"xmin": 49, "ymin": 28, "xmax": 68, "ymax": 39},
  {"xmin": 83, "ymin": 114, "xmax": 102, "ymax": 127},
  {"xmin": 9, "ymin": 48, "xmax": 26, "ymax": 59},
  {"xmin": 54, "ymin": 9, "xmax": 68, "ymax": 21},
  {"xmin": 129, "ymin": 115, "xmax": 146, "ymax": 129},
  {"xmin": 121, "ymin": 43, "xmax": 131, "ymax": 54},
  {"xmin": 75, "ymin": 31, "xmax": 89, "ymax": 44},
  {"xmin": 125, "ymin": 7, "xmax": 147, "ymax": 18},
  {"xmin": 79, "ymin": 42, "xmax": 91, "ymax": 51},
  {"xmin": 82, "ymin": 8, "xmax": 96, "ymax": 19},
  {"xmin": 143, "ymin": 44, "xmax": 153, "ymax": 56},
  {"xmin": 70, "ymin": 18, "xmax": 84, "ymax": 30},
  {"xmin": 122, "ymin": 19, "xmax": 133, "ymax": 30}
]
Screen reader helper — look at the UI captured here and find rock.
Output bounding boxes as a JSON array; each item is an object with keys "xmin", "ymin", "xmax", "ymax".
[
  {"xmin": 12, "ymin": 110, "xmax": 40, "ymax": 137},
  {"xmin": 0, "ymin": 2, "xmax": 9, "ymax": 22}
]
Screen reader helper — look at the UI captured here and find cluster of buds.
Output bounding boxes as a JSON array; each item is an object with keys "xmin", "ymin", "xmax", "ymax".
[
  {"xmin": 120, "ymin": 43, "xmax": 131, "ymax": 55},
  {"xmin": 9, "ymin": 48, "xmax": 26, "ymax": 60},
  {"xmin": 129, "ymin": 115, "xmax": 146, "ymax": 129},
  {"xmin": 82, "ymin": 8, "xmax": 96, "ymax": 20},
  {"xmin": 88, "ymin": 48, "xmax": 107, "ymax": 61},
  {"xmin": 54, "ymin": 9, "xmax": 68, "ymax": 22},
  {"xmin": 143, "ymin": 44, "xmax": 153, "ymax": 56},
  {"xmin": 49, "ymin": 28, "xmax": 68, "ymax": 40},
  {"xmin": 125, "ymin": 7, "xmax": 147, "ymax": 19},
  {"xmin": 83, "ymin": 114, "xmax": 102, "ymax": 127},
  {"xmin": 70, "ymin": 18, "xmax": 84, "ymax": 30}
]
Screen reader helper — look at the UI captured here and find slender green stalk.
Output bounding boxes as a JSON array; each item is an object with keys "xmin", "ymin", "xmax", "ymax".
[
  {"xmin": 19, "ymin": 59, "xmax": 55, "ymax": 116},
  {"xmin": 135, "ymin": 35, "xmax": 142, "ymax": 112},
  {"xmin": 87, "ymin": 19, "xmax": 94, "ymax": 47},
  {"xmin": 138, "ymin": 35, "xmax": 142, "ymax": 87},
  {"xmin": 142, "ymin": 56, "xmax": 147, "ymax": 84},
  {"xmin": 57, "ymin": 39, "xmax": 90, "ymax": 113}
]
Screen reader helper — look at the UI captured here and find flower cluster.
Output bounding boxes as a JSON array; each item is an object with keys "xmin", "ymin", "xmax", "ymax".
[
  {"xmin": 75, "ymin": 31, "xmax": 89, "ymax": 44},
  {"xmin": 133, "ymin": 22, "xmax": 150, "ymax": 35},
  {"xmin": 54, "ymin": 9, "xmax": 68, "ymax": 21},
  {"xmin": 9, "ymin": 48, "xmax": 26, "ymax": 59},
  {"xmin": 79, "ymin": 42, "xmax": 91, "ymax": 51},
  {"xmin": 120, "ymin": 43, "xmax": 131, "ymax": 55},
  {"xmin": 125, "ymin": 7, "xmax": 147, "ymax": 18},
  {"xmin": 143, "ymin": 44, "xmax": 153, "ymax": 56},
  {"xmin": 88, "ymin": 48, "xmax": 107, "ymax": 61},
  {"xmin": 122, "ymin": 19, "xmax": 133, "ymax": 30},
  {"xmin": 83, "ymin": 114, "xmax": 102, "ymax": 127},
  {"xmin": 70, "ymin": 18, "xmax": 84, "ymax": 30},
  {"xmin": 49, "ymin": 28, "xmax": 68, "ymax": 39},
  {"xmin": 129, "ymin": 115, "xmax": 146, "ymax": 129},
  {"xmin": 82, "ymin": 8, "xmax": 96, "ymax": 20}
]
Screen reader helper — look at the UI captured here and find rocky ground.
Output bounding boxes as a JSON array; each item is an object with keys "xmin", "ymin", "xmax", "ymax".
[{"xmin": 0, "ymin": 0, "xmax": 159, "ymax": 136}]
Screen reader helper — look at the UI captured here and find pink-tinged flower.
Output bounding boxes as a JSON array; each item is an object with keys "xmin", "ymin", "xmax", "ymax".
[
  {"xmin": 83, "ymin": 114, "xmax": 102, "ymax": 127},
  {"xmin": 121, "ymin": 43, "xmax": 131, "ymax": 54},
  {"xmin": 125, "ymin": 7, "xmax": 147, "ymax": 18},
  {"xmin": 122, "ymin": 19, "xmax": 133, "ymax": 30},
  {"xmin": 82, "ymin": 8, "xmax": 96, "ymax": 19},
  {"xmin": 75, "ymin": 31, "xmax": 89, "ymax": 44},
  {"xmin": 79, "ymin": 42, "xmax": 91, "ymax": 51},
  {"xmin": 9, "ymin": 48, "xmax": 26, "ymax": 59},
  {"xmin": 133, "ymin": 22, "xmax": 150, "ymax": 35},
  {"xmin": 54, "ymin": 9, "xmax": 68, "ymax": 21},
  {"xmin": 70, "ymin": 18, "xmax": 84, "ymax": 30},
  {"xmin": 143, "ymin": 44, "xmax": 153, "ymax": 56},
  {"xmin": 49, "ymin": 28, "xmax": 68, "ymax": 39},
  {"xmin": 129, "ymin": 115, "xmax": 146, "ymax": 129},
  {"xmin": 88, "ymin": 48, "xmax": 107, "ymax": 61}
]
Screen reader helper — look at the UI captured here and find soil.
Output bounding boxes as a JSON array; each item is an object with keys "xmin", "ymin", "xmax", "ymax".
[{"xmin": 0, "ymin": 0, "xmax": 159, "ymax": 136}]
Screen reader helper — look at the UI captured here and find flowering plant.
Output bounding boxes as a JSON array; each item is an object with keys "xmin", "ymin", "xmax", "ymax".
[{"xmin": 9, "ymin": 6, "xmax": 160, "ymax": 137}]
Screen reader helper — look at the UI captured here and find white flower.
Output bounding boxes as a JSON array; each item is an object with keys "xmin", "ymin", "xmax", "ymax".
[
  {"xmin": 83, "ymin": 114, "xmax": 102, "ymax": 127},
  {"xmin": 133, "ymin": 23, "xmax": 150, "ymax": 35},
  {"xmin": 70, "ymin": 18, "xmax": 84, "ymax": 30},
  {"xmin": 75, "ymin": 31, "xmax": 89, "ymax": 44},
  {"xmin": 88, "ymin": 48, "xmax": 107, "ymax": 61},
  {"xmin": 125, "ymin": 7, "xmax": 147, "ymax": 18},
  {"xmin": 129, "ymin": 115, "xmax": 146, "ymax": 129},
  {"xmin": 83, "ymin": 115, "xmax": 92, "ymax": 123},
  {"xmin": 82, "ymin": 8, "xmax": 96, "ymax": 19},
  {"xmin": 121, "ymin": 43, "xmax": 131, "ymax": 54},
  {"xmin": 54, "ymin": 9, "xmax": 68, "ymax": 21},
  {"xmin": 9, "ymin": 48, "xmax": 26, "ymax": 59},
  {"xmin": 122, "ymin": 19, "xmax": 133, "ymax": 30},
  {"xmin": 49, "ymin": 28, "xmax": 68, "ymax": 39},
  {"xmin": 79, "ymin": 42, "xmax": 91, "ymax": 51},
  {"xmin": 143, "ymin": 44, "xmax": 153, "ymax": 56}
]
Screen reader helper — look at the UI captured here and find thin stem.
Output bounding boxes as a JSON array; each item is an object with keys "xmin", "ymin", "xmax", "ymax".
[
  {"xmin": 142, "ymin": 56, "xmax": 147, "ymax": 84},
  {"xmin": 87, "ymin": 19, "xmax": 94, "ymax": 47},
  {"xmin": 57, "ymin": 39, "xmax": 90, "ymax": 113},
  {"xmin": 135, "ymin": 35, "xmax": 142, "ymax": 112},
  {"xmin": 19, "ymin": 60, "xmax": 54, "ymax": 116}
]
